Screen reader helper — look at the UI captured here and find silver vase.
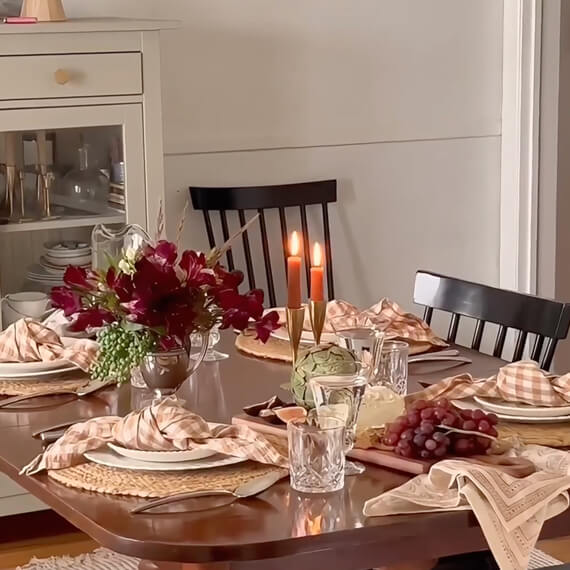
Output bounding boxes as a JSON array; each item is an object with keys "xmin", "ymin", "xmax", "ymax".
[{"xmin": 139, "ymin": 332, "xmax": 209, "ymax": 401}]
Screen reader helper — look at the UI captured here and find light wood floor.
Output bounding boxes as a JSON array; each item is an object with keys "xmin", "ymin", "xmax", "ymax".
[{"xmin": 0, "ymin": 511, "xmax": 570, "ymax": 569}]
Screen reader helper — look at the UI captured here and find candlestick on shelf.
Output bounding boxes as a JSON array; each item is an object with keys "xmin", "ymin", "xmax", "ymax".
[{"xmin": 287, "ymin": 231, "xmax": 302, "ymax": 309}]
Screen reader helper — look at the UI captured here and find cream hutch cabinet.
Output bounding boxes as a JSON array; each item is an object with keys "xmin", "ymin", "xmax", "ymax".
[{"xmin": 0, "ymin": 18, "xmax": 174, "ymax": 515}]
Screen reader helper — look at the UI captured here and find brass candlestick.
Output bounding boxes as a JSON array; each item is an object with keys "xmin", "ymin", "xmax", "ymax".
[
  {"xmin": 308, "ymin": 300, "xmax": 327, "ymax": 346},
  {"xmin": 286, "ymin": 306, "xmax": 305, "ymax": 363}
]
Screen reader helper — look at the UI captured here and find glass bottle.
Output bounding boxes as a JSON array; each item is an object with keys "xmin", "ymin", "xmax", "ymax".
[{"xmin": 61, "ymin": 144, "xmax": 109, "ymax": 205}]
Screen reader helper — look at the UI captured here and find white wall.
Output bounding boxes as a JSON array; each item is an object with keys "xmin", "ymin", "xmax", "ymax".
[{"xmin": 67, "ymin": 0, "xmax": 503, "ymax": 312}]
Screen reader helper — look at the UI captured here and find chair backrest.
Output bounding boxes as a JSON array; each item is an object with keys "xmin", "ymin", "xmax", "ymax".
[
  {"xmin": 413, "ymin": 270, "xmax": 570, "ymax": 370},
  {"xmin": 190, "ymin": 180, "xmax": 337, "ymax": 307}
]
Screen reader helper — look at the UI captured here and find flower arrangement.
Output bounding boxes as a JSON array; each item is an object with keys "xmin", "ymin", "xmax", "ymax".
[{"xmin": 51, "ymin": 240, "xmax": 280, "ymax": 384}]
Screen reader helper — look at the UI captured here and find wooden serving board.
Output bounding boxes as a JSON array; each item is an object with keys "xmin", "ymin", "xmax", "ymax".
[{"xmin": 232, "ymin": 414, "xmax": 433, "ymax": 475}]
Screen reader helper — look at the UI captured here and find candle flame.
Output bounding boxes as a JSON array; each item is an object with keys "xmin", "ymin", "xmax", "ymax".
[
  {"xmin": 290, "ymin": 231, "xmax": 301, "ymax": 256},
  {"xmin": 313, "ymin": 242, "xmax": 323, "ymax": 267}
]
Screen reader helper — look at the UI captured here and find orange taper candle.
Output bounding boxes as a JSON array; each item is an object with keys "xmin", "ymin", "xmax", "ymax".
[
  {"xmin": 287, "ymin": 231, "xmax": 302, "ymax": 308},
  {"xmin": 310, "ymin": 242, "xmax": 324, "ymax": 302}
]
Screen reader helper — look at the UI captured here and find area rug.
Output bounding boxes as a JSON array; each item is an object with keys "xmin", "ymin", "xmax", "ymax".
[
  {"xmin": 14, "ymin": 546, "xmax": 563, "ymax": 569},
  {"xmin": 16, "ymin": 547, "xmax": 138, "ymax": 570}
]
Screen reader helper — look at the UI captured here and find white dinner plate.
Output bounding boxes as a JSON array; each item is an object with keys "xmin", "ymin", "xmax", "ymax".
[
  {"xmin": 107, "ymin": 443, "xmax": 216, "ymax": 463},
  {"xmin": 472, "ymin": 395, "xmax": 570, "ymax": 418},
  {"xmin": 0, "ymin": 359, "xmax": 78, "ymax": 378},
  {"xmin": 84, "ymin": 448, "xmax": 247, "ymax": 471},
  {"xmin": 452, "ymin": 398, "xmax": 570, "ymax": 424}
]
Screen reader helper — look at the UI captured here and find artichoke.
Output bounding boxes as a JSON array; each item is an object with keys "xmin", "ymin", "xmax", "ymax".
[{"xmin": 291, "ymin": 343, "xmax": 359, "ymax": 409}]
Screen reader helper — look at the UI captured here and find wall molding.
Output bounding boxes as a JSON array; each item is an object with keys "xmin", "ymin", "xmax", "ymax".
[{"xmin": 500, "ymin": 0, "xmax": 542, "ymax": 294}]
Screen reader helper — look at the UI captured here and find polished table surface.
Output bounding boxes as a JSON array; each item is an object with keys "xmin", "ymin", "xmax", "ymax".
[{"xmin": 0, "ymin": 335, "xmax": 569, "ymax": 569}]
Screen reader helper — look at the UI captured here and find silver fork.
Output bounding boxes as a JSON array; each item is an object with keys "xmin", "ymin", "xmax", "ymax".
[{"xmin": 0, "ymin": 380, "xmax": 113, "ymax": 409}]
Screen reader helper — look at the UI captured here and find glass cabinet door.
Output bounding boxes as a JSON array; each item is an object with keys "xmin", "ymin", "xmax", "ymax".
[{"xmin": 0, "ymin": 104, "xmax": 146, "ymax": 308}]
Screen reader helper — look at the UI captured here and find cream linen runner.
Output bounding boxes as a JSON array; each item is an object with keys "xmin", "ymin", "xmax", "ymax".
[{"xmin": 364, "ymin": 446, "xmax": 570, "ymax": 570}]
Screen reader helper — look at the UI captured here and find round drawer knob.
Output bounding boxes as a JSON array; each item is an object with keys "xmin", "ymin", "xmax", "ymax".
[{"xmin": 54, "ymin": 69, "xmax": 70, "ymax": 85}]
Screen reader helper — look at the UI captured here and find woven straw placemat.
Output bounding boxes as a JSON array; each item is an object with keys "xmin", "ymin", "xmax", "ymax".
[
  {"xmin": 498, "ymin": 422, "xmax": 570, "ymax": 448},
  {"xmin": 48, "ymin": 461, "xmax": 288, "ymax": 498},
  {"xmin": 0, "ymin": 373, "xmax": 88, "ymax": 396},
  {"xmin": 235, "ymin": 333, "xmax": 431, "ymax": 363},
  {"xmin": 236, "ymin": 333, "xmax": 292, "ymax": 362}
]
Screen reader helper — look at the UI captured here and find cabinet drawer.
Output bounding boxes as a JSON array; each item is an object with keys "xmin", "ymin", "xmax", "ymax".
[{"xmin": 0, "ymin": 52, "xmax": 142, "ymax": 100}]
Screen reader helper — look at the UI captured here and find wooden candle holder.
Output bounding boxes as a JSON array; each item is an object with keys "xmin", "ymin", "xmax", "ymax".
[{"xmin": 20, "ymin": 0, "xmax": 66, "ymax": 21}]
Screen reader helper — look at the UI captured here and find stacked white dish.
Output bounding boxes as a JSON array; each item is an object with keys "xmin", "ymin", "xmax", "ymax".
[
  {"xmin": 453, "ymin": 396, "xmax": 570, "ymax": 423},
  {"xmin": 27, "ymin": 241, "xmax": 91, "ymax": 288}
]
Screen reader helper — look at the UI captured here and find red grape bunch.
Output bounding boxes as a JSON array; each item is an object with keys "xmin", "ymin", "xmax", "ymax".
[{"xmin": 382, "ymin": 398, "xmax": 499, "ymax": 459}]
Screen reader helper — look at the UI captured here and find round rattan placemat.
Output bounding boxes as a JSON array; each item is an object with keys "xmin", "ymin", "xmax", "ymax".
[
  {"xmin": 48, "ymin": 461, "xmax": 288, "ymax": 498},
  {"xmin": 235, "ymin": 333, "xmax": 292, "ymax": 362},
  {"xmin": 498, "ymin": 422, "xmax": 570, "ymax": 447},
  {"xmin": 0, "ymin": 374, "xmax": 88, "ymax": 396},
  {"xmin": 235, "ymin": 333, "xmax": 431, "ymax": 363}
]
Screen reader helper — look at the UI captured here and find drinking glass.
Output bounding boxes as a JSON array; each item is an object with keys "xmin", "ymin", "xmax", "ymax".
[
  {"xmin": 310, "ymin": 371, "xmax": 367, "ymax": 476},
  {"xmin": 376, "ymin": 340, "xmax": 409, "ymax": 396},
  {"xmin": 329, "ymin": 316, "xmax": 385, "ymax": 382},
  {"xmin": 190, "ymin": 326, "xmax": 229, "ymax": 361},
  {"xmin": 287, "ymin": 412, "xmax": 345, "ymax": 494}
]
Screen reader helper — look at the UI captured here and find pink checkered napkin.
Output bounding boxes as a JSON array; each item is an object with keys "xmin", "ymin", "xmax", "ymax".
[
  {"xmin": 0, "ymin": 319, "xmax": 97, "ymax": 372},
  {"xmin": 407, "ymin": 360, "xmax": 570, "ymax": 407},
  {"xmin": 21, "ymin": 399, "xmax": 288, "ymax": 475},
  {"xmin": 275, "ymin": 298, "xmax": 447, "ymax": 348}
]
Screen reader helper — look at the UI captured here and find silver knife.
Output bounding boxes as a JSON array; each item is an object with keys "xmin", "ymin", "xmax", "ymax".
[{"xmin": 131, "ymin": 469, "xmax": 286, "ymax": 514}]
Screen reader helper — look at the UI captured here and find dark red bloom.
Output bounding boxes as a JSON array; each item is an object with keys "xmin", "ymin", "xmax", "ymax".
[
  {"xmin": 214, "ymin": 265, "xmax": 244, "ymax": 289},
  {"xmin": 64, "ymin": 266, "xmax": 95, "ymax": 290},
  {"xmin": 51, "ymin": 286, "xmax": 82, "ymax": 317},
  {"xmin": 180, "ymin": 250, "xmax": 215, "ymax": 287},
  {"xmin": 255, "ymin": 311, "xmax": 280, "ymax": 342},
  {"xmin": 106, "ymin": 267, "xmax": 133, "ymax": 302},
  {"xmin": 70, "ymin": 308, "xmax": 115, "ymax": 332},
  {"xmin": 143, "ymin": 240, "xmax": 178, "ymax": 267},
  {"xmin": 218, "ymin": 289, "xmax": 266, "ymax": 332}
]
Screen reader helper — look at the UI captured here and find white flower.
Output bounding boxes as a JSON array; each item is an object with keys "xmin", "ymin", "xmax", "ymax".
[{"xmin": 118, "ymin": 259, "xmax": 134, "ymax": 275}]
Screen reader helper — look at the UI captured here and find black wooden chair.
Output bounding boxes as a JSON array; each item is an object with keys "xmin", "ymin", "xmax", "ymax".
[
  {"xmin": 190, "ymin": 180, "xmax": 337, "ymax": 307},
  {"xmin": 414, "ymin": 270, "xmax": 570, "ymax": 370}
]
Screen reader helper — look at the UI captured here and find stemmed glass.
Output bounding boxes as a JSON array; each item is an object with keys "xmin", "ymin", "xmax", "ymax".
[
  {"xmin": 190, "ymin": 326, "xmax": 229, "ymax": 361},
  {"xmin": 310, "ymin": 368, "xmax": 368, "ymax": 476},
  {"xmin": 329, "ymin": 315, "xmax": 385, "ymax": 382}
]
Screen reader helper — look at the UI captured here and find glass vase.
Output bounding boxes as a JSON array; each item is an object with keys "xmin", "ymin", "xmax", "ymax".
[{"xmin": 91, "ymin": 223, "xmax": 150, "ymax": 270}]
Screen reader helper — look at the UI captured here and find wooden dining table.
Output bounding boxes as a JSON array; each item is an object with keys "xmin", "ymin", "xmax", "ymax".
[{"xmin": 0, "ymin": 334, "xmax": 569, "ymax": 570}]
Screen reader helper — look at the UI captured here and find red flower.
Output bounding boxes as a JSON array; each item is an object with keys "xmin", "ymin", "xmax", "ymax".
[
  {"xmin": 70, "ymin": 308, "xmax": 115, "ymax": 332},
  {"xmin": 179, "ymin": 250, "xmax": 215, "ymax": 287},
  {"xmin": 64, "ymin": 266, "xmax": 95, "ymax": 290},
  {"xmin": 214, "ymin": 265, "xmax": 244, "ymax": 289},
  {"xmin": 218, "ymin": 289, "xmax": 266, "ymax": 331},
  {"xmin": 51, "ymin": 286, "xmax": 82, "ymax": 317},
  {"xmin": 143, "ymin": 240, "xmax": 178, "ymax": 267},
  {"xmin": 105, "ymin": 267, "xmax": 133, "ymax": 302},
  {"xmin": 255, "ymin": 311, "xmax": 280, "ymax": 342}
]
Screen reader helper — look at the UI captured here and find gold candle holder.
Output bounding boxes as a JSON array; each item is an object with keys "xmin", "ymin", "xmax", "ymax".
[
  {"xmin": 286, "ymin": 306, "xmax": 306, "ymax": 363},
  {"xmin": 308, "ymin": 300, "xmax": 327, "ymax": 346}
]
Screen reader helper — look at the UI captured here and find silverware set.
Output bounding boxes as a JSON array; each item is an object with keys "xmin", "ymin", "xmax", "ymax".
[{"xmin": 409, "ymin": 349, "xmax": 472, "ymax": 365}]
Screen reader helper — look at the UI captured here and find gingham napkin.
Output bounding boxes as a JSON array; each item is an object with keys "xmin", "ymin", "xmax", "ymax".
[
  {"xmin": 364, "ymin": 445, "xmax": 570, "ymax": 570},
  {"xmin": 0, "ymin": 319, "xmax": 97, "ymax": 372},
  {"xmin": 21, "ymin": 398, "xmax": 288, "ymax": 475},
  {"xmin": 275, "ymin": 299, "xmax": 447, "ymax": 348},
  {"xmin": 407, "ymin": 360, "xmax": 570, "ymax": 407}
]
